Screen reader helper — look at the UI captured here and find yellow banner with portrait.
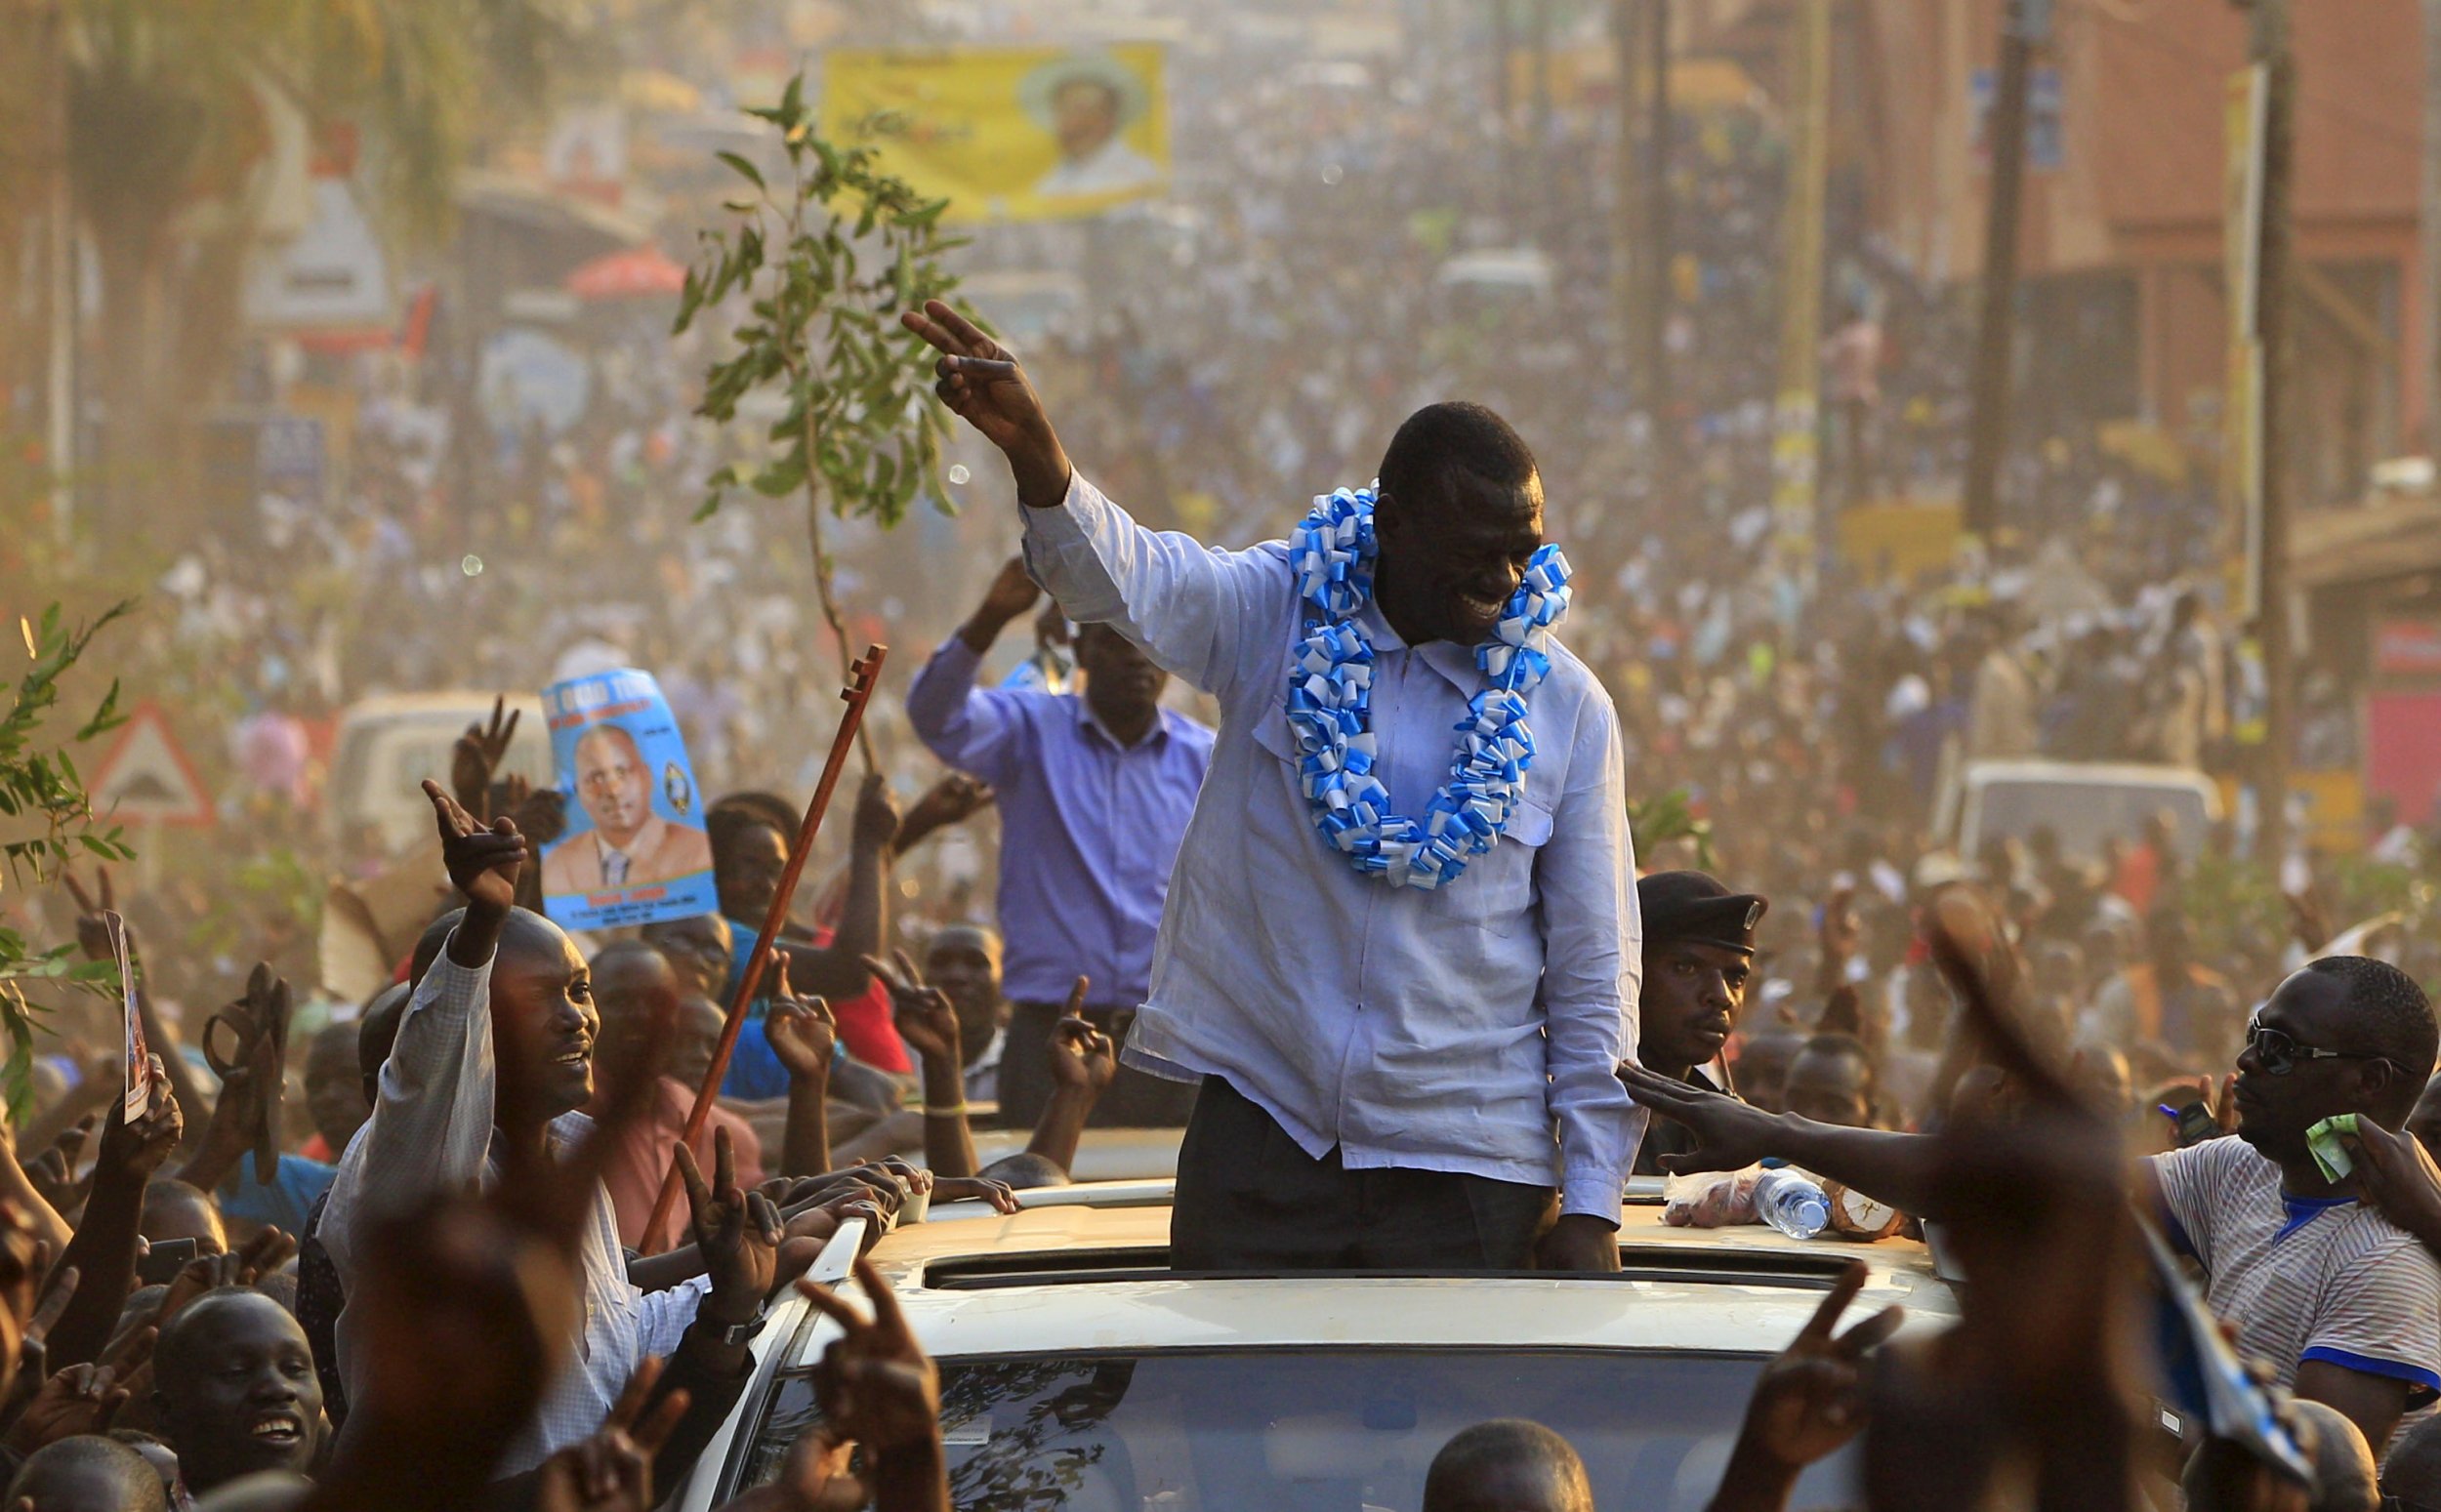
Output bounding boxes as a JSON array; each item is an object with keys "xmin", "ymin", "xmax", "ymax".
[{"xmin": 820, "ymin": 45, "xmax": 1170, "ymax": 224}]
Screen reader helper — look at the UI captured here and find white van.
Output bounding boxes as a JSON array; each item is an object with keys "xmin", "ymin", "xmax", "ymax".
[
  {"xmin": 1941, "ymin": 758, "xmax": 2220, "ymax": 867},
  {"xmin": 328, "ymin": 692, "xmax": 553, "ymax": 861}
]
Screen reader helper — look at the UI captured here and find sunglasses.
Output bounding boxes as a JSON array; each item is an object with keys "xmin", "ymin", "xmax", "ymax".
[{"xmin": 2245, "ymin": 1019, "xmax": 2391, "ymax": 1078}]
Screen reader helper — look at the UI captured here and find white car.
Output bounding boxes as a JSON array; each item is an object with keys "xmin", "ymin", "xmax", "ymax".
[{"xmin": 675, "ymin": 1180, "xmax": 1958, "ymax": 1512}]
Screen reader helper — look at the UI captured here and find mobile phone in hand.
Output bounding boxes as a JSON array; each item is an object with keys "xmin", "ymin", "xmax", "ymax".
[{"xmin": 137, "ymin": 1237, "xmax": 202, "ymax": 1287}]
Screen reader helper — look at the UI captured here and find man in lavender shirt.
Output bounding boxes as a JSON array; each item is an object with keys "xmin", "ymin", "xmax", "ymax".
[{"xmin": 907, "ymin": 557, "xmax": 1215, "ymax": 1127}]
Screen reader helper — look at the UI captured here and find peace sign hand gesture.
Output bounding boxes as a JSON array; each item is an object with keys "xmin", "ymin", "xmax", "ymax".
[
  {"xmin": 901, "ymin": 300, "xmax": 1072, "ymax": 510},
  {"xmin": 1729, "ymin": 1260, "xmax": 1904, "ymax": 1475}
]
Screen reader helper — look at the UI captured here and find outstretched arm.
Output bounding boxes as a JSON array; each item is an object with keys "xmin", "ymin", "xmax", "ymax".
[
  {"xmin": 905, "ymin": 300, "xmax": 1285, "ymax": 701},
  {"xmin": 1620, "ymin": 1066, "xmax": 1952, "ymax": 1219}
]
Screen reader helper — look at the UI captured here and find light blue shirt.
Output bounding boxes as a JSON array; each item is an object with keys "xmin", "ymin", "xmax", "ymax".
[{"xmin": 1023, "ymin": 473, "xmax": 1644, "ymax": 1219}]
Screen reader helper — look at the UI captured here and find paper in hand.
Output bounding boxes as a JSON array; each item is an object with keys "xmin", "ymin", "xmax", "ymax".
[{"xmin": 105, "ymin": 911, "xmax": 151, "ymax": 1122}]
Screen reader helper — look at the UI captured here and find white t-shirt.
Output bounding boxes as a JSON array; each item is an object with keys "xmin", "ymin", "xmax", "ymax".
[{"xmin": 2151, "ymin": 1136, "xmax": 2441, "ymax": 1403}]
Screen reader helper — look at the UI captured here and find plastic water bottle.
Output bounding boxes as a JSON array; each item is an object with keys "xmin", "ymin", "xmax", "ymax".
[{"xmin": 1753, "ymin": 1169, "xmax": 1831, "ymax": 1241}]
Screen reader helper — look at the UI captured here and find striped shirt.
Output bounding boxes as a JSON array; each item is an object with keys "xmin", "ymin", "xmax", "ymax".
[{"xmin": 2152, "ymin": 1136, "xmax": 2441, "ymax": 1402}]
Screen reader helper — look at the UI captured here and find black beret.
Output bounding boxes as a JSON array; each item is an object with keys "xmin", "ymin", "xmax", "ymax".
[{"xmin": 1638, "ymin": 870, "xmax": 1767, "ymax": 957}]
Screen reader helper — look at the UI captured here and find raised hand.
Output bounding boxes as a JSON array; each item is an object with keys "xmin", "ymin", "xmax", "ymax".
[
  {"xmin": 536, "ymin": 1355, "xmax": 691, "ymax": 1512},
  {"xmin": 1048, "ymin": 1013, "xmax": 1116, "ymax": 1095},
  {"xmin": 796, "ymin": 1258, "xmax": 942, "ymax": 1455},
  {"xmin": 901, "ymin": 300, "xmax": 1070, "ymax": 507},
  {"xmin": 2345, "ymin": 1118, "xmax": 2441, "ymax": 1249},
  {"xmin": 895, "ymin": 773, "xmax": 995, "ymax": 855},
  {"xmin": 1618, "ymin": 1062, "xmax": 1780, "ymax": 1174},
  {"xmin": 451, "ymin": 696, "xmax": 521, "ymax": 818},
  {"xmin": 677, "ymin": 1127, "xmax": 782, "ymax": 1328},
  {"xmin": 850, "ymin": 772, "xmax": 900, "ymax": 857},
  {"xmin": 976, "ymin": 557, "xmax": 1042, "ymax": 627},
  {"xmin": 23, "ymin": 1121, "xmax": 93, "ymax": 1218},
  {"xmin": 95, "ymin": 1062, "xmax": 181, "ymax": 1185},
  {"xmin": 4, "ymin": 1360, "xmax": 127, "ymax": 1452},
  {"xmin": 1730, "ymin": 1261, "xmax": 1904, "ymax": 1475},
  {"xmin": 868, "ymin": 951, "xmax": 960, "ymax": 1067},
  {"xmin": 59, "ymin": 868, "xmax": 120, "ymax": 965},
  {"xmin": 765, "ymin": 957, "xmax": 838, "ymax": 1085},
  {"xmin": 422, "ymin": 779, "xmax": 525, "ymax": 915}
]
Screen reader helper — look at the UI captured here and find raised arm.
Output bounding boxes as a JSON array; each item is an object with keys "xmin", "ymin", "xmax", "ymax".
[
  {"xmin": 762, "ymin": 962, "xmax": 838, "ymax": 1180},
  {"xmin": 1024, "ymin": 987, "xmax": 1113, "ymax": 1180},
  {"xmin": 902, "ymin": 559, "xmax": 1040, "ymax": 785},
  {"xmin": 867, "ymin": 953, "xmax": 977, "ymax": 1181},
  {"xmin": 777, "ymin": 775, "xmax": 897, "ymax": 1004},
  {"xmin": 906, "ymin": 300, "xmax": 1285, "ymax": 699},
  {"xmin": 324, "ymin": 784, "xmax": 524, "ymax": 1281}
]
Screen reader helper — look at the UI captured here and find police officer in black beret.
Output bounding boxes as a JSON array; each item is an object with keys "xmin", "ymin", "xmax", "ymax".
[{"xmin": 1630, "ymin": 871, "xmax": 1766, "ymax": 1176}]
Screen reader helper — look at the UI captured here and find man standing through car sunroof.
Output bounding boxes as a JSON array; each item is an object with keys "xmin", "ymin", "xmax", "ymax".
[{"xmin": 908, "ymin": 301, "xmax": 1641, "ymax": 1273}]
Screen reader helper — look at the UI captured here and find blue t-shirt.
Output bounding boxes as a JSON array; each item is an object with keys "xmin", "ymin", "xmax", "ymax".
[{"xmin": 219, "ymin": 1154, "xmax": 338, "ymax": 1236}]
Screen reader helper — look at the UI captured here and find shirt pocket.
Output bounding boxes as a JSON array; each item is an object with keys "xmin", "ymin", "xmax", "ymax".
[{"xmin": 1423, "ymin": 793, "xmax": 1554, "ymax": 937}]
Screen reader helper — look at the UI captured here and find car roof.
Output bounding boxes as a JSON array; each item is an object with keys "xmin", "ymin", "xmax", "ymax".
[
  {"xmin": 1962, "ymin": 758, "xmax": 2215, "ymax": 793},
  {"xmin": 777, "ymin": 1182, "xmax": 1956, "ymax": 1370}
]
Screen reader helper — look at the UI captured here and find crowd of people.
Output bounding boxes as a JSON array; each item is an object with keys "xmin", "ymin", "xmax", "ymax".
[{"xmin": 15, "ymin": 13, "xmax": 2441, "ymax": 1512}]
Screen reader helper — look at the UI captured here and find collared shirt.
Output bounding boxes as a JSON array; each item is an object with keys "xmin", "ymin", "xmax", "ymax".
[
  {"xmin": 319, "ymin": 942, "xmax": 712, "ymax": 1476},
  {"xmin": 1019, "ymin": 473, "xmax": 1642, "ymax": 1218},
  {"xmin": 906, "ymin": 634, "xmax": 1214, "ymax": 1010}
]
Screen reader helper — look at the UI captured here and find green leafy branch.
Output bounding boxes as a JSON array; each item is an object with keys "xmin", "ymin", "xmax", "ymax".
[
  {"xmin": 2, "ymin": 601, "xmax": 135, "ymax": 890},
  {"xmin": 1, "ymin": 600, "xmax": 137, "ymax": 1119},
  {"xmin": 1629, "ymin": 787, "xmax": 1716, "ymax": 872},
  {"xmin": 678, "ymin": 75, "xmax": 970, "ymax": 764}
]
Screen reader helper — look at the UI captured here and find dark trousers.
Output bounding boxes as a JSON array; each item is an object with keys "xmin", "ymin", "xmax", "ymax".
[
  {"xmin": 996, "ymin": 1001, "xmax": 1200, "ymax": 1129},
  {"xmin": 1170, "ymin": 1077, "xmax": 1554, "ymax": 1270}
]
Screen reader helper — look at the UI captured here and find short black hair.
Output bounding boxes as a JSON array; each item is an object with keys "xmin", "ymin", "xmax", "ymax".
[
  {"xmin": 1378, "ymin": 402, "xmax": 1538, "ymax": 520},
  {"xmin": 1422, "ymin": 1419, "xmax": 1592, "ymax": 1512},
  {"xmin": 2308, "ymin": 955, "xmax": 2439, "ymax": 1078},
  {"xmin": 5, "ymin": 1434, "xmax": 167, "ymax": 1512},
  {"xmin": 707, "ymin": 804, "xmax": 789, "ymax": 874}
]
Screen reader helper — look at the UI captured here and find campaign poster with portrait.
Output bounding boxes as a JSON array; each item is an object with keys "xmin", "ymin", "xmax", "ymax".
[
  {"xmin": 820, "ymin": 44, "xmax": 1170, "ymax": 224},
  {"xmin": 539, "ymin": 669, "xmax": 720, "ymax": 931}
]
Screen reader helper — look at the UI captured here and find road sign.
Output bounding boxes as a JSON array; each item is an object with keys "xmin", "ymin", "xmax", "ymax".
[{"xmin": 91, "ymin": 704, "xmax": 213, "ymax": 828}]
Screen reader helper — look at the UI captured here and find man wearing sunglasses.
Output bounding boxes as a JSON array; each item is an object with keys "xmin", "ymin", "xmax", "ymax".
[{"xmin": 1622, "ymin": 954, "xmax": 2441, "ymax": 1455}]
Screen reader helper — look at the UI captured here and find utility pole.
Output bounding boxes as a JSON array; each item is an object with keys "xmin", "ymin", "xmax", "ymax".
[
  {"xmin": 1961, "ymin": 0, "xmax": 2046, "ymax": 540},
  {"xmin": 42, "ymin": 0, "xmax": 76, "ymax": 546},
  {"xmin": 2253, "ymin": 0, "xmax": 2297, "ymax": 863},
  {"xmin": 1769, "ymin": 0, "xmax": 1832, "ymax": 564}
]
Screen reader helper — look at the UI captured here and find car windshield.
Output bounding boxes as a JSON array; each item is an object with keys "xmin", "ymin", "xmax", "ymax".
[{"xmin": 737, "ymin": 1348, "xmax": 1856, "ymax": 1511}]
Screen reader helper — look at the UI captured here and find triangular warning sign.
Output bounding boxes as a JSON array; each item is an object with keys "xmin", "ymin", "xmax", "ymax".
[{"xmin": 91, "ymin": 704, "xmax": 213, "ymax": 827}]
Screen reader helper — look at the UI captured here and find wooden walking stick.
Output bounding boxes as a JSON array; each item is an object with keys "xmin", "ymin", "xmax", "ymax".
[{"xmin": 642, "ymin": 644, "xmax": 888, "ymax": 1248}]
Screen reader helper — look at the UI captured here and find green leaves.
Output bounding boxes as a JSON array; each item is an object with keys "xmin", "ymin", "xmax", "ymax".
[
  {"xmin": 684, "ymin": 70, "xmax": 968, "ymax": 537},
  {"xmin": 0, "ymin": 600, "xmax": 135, "ymax": 1118}
]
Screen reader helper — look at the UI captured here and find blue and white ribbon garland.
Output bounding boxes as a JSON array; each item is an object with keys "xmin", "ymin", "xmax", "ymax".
[{"xmin": 1286, "ymin": 485, "xmax": 1572, "ymax": 890}]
